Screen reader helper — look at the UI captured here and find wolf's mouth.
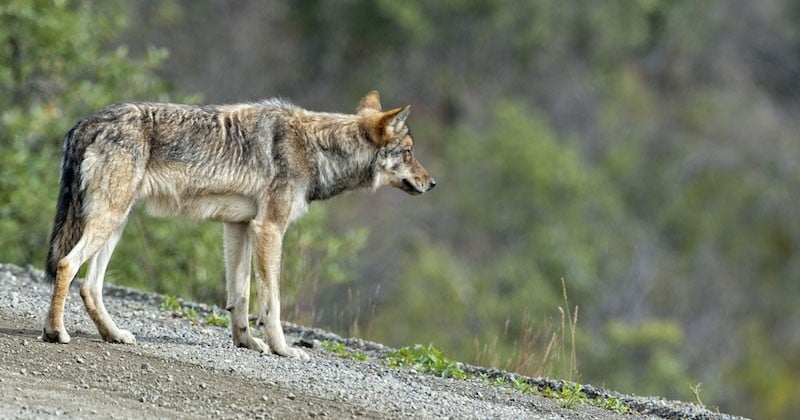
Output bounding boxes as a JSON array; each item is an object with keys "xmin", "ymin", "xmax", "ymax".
[{"xmin": 402, "ymin": 179, "xmax": 423, "ymax": 195}]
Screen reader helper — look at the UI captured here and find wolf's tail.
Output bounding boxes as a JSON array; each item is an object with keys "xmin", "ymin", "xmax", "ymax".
[{"xmin": 45, "ymin": 126, "xmax": 87, "ymax": 282}]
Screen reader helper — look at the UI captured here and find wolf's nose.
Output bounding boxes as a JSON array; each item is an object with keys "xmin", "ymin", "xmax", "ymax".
[{"xmin": 428, "ymin": 178, "xmax": 437, "ymax": 190}]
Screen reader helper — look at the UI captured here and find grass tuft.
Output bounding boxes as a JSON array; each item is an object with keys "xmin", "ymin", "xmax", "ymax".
[
  {"xmin": 386, "ymin": 343, "xmax": 467, "ymax": 379},
  {"xmin": 539, "ymin": 382, "xmax": 629, "ymax": 413},
  {"xmin": 161, "ymin": 294, "xmax": 228, "ymax": 327},
  {"xmin": 472, "ymin": 278, "xmax": 580, "ymax": 381},
  {"xmin": 321, "ymin": 340, "xmax": 369, "ymax": 361}
]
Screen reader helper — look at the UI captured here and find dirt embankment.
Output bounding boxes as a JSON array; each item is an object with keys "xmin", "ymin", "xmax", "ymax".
[{"xmin": 0, "ymin": 263, "xmax": 744, "ymax": 419}]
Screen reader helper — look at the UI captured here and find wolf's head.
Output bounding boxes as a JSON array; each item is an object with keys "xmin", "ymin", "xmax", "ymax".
[{"xmin": 357, "ymin": 91, "xmax": 436, "ymax": 195}]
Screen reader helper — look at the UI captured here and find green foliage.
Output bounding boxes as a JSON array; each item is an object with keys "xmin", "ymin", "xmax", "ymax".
[
  {"xmin": 0, "ymin": 0, "xmax": 220, "ymax": 306},
  {"xmin": 510, "ymin": 376, "xmax": 535, "ymax": 394},
  {"xmin": 595, "ymin": 395, "xmax": 630, "ymax": 414},
  {"xmin": 490, "ymin": 376, "xmax": 507, "ymax": 387},
  {"xmin": 386, "ymin": 344, "xmax": 467, "ymax": 380},
  {"xmin": 480, "ymin": 374, "xmax": 630, "ymax": 414},
  {"xmin": 161, "ymin": 294, "xmax": 228, "ymax": 327},
  {"xmin": 320, "ymin": 340, "xmax": 346, "ymax": 354},
  {"xmin": 544, "ymin": 383, "xmax": 585, "ymax": 409},
  {"xmin": 160, "ymin": 295, "xmax": 199, "ymax": 323},
  {"xmin": 0, "ymin": 0, "xmax": 173, "ymax": 266},
  {"xmin": 320, "ymin": 340, "xmax": 368, "ymax": 361},
  {"xmin": 540, "ymin": 383, "xmax": 629, "ymax": 413},
  {"xmin": 160, "ymin": 295, "xmax": 182, "ymax": 313},
  {"xmin": 204, "ymin": 311, "xmax": 229, "ymax": 328}
]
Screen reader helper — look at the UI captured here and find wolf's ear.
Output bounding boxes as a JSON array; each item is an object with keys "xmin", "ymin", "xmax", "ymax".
[
  {"xmin": 361, "ymin": 106, "xmax": 410, "ymax": 147},
  {"xmin": 381, "ymin": 106, "xmax": 410, "ymax": 135},
  {"xmin": 357, "ymin": 90, "xmax": 382, "ymax": 115}
]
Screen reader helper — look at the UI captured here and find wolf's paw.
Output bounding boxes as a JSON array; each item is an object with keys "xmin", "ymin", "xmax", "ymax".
[
  {"xmin": 41, "ymin": 327, "xmax": 71, "ymax": 344},
  {"xmin": 105, "ymin": 329, "xmax": 136, "ymax": 344},
  {"xmin": 273, "ymin": 345, "xmax": 311, "ymax": 361},
  {"xmin": 236, "ymin": 335, "xmax": 271, "ymax": 354}
]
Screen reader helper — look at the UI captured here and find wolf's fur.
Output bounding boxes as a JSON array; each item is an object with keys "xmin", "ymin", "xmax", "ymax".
[{"xmin": 42, "ymin": 91, "xmax": 435, "ymax": 359}]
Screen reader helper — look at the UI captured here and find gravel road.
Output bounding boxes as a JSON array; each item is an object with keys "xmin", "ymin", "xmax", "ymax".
[{"xmin": 0, "ymin": 263, "xmax": 745, "ymax": 419}]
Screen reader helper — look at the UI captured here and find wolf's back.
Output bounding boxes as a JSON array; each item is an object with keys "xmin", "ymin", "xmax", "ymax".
[{"xmin": 45, "ymin": 125, "xmax": 87, "ymax": 281}]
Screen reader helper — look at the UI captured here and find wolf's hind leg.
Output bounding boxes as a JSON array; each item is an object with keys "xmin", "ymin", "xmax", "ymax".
[
  {"xmin": 44, "ymin": 146, "xmax": 142, "ymax": 345},
  {"xmin": 43, "ymin": 213, "xmax": 128, "ymax": 344},
  {"xmin": 80, "ymin": 219, "xmax": 135, "ymax": 344},
  {"xmin": 224, "ymin": 222, "xmax": 270, "ymax": 353}
]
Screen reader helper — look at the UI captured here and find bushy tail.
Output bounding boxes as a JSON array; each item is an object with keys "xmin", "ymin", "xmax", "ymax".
[{"xmin": 45, "ymin": 126, "xmax": 86, "ymax": 282}]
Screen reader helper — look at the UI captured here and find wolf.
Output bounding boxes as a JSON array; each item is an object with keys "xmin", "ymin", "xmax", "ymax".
[{"xmin": 42, "ymin": 90, "xmax": 435, "ymax": 360}]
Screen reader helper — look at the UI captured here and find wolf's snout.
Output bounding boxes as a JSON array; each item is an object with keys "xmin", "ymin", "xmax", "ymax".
[{"xmin": 428, "ymin": 178, "xmax": 437, "ymax": 191}]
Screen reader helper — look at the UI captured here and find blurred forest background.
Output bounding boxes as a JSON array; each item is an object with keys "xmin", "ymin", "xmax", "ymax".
[{"xmin": 2, "ymin": 1, "xmax": 800, "ymax": 418}]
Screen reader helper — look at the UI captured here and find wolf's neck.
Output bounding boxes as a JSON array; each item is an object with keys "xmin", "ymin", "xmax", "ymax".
[{"xmin": 303, "ymin": 116, "xmax": 377, "ymax": 201}]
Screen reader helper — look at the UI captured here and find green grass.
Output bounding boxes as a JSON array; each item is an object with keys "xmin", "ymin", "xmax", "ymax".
[
  {"xmin": 161, "ymin": 290, "xmax": 625, "ymax": 414},
  {"xmin": 542, "ymin": 383, "xmax": 585, "ymax": 409},
  {"xmin": 541, "ymin": 382, "xmax": 629, "ymax": 413},
  {"xmin": 321, "ymin": 340, "xmax": 369, "ymax": 361},
  {"xmin": 386, "ymin": 343, "xmax": 629, "ymax": 414},
  {"xmin": 160, "ymin": 295, "xmax": 229, "ymax": 327},
  {"xmin": 386, "ymin": 343, "xmax": 467, "ymax": 379},
  {"xmin": 510, "ymin": 376, "xmax": 535, "ymax": 394},
  {"xmin": 161, "ymin": 292, "xmax": 629, "ymax": 414},
  {"xmin": 205, "ymin": 311, "xmax": 230, "ymax": 328}
]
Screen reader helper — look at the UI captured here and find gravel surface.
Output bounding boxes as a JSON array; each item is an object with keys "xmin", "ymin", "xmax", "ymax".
[{"xmin": 0, "ymin": 263, "xmax": 746, "ymax": 419}]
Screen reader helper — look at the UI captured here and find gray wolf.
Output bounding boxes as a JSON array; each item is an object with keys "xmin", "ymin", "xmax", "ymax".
[{"xmin": 42, "ymin": 91, "xmax": 435, "ymax": 360}]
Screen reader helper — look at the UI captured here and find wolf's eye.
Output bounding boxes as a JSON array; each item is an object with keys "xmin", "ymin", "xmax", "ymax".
[{"xmin": 403, "ymin": 150, "xmax": 412, "ymax": 162}]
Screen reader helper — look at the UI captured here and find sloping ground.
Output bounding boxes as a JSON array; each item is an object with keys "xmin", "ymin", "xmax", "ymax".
[{"xmin": 0, "ymin": 263, "xmax": 744, "ymax": 419}]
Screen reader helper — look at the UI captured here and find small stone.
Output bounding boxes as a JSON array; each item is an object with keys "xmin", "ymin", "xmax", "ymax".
[{"xmin": 287, "ymin": 393, "xmax": 296, "ymax": 400}]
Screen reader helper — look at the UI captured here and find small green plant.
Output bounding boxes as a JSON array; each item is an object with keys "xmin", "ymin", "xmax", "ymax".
[
  {"xmin": 386, "ymin": 343, "xmax": 467, "ymax": 379},
  {"xmin": 205, "ymin": 311, "xmax": 230, "ymax": 328},
  {"xmin": 161, "ymin": 295, "xmax": 181, "ymax": 312},
  {"xmin": 542, "ymin": 384, "xmax": 580, "ymax": 409},
  {"xmin": 540, "ymin": 383, "xmax": 629, "ymax": 413},
  {"xmin": 491, "ymin": 376, "xmax": 507, "ymax": 387},
  {"xmin": 160, "ymin": 295, "xmax": 199, "ymax": 323},
  {"xmin": 557, "ymin": 383, "xmax": 586, "ymax": 409},
  {"xmin": 321, "ymin": 340, "xmax": 368, "ymax": 361},
  {"xmin": 594, "ymin": 395, "xmax": 629, "ymax": 413},
  {"xmin": 510, "ymin": 376, "xmax": 535, "ymax": 394}
]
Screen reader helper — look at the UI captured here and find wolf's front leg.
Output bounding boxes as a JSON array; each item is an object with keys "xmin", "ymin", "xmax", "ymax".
[
  {"xmin": 224, "ymin": 222, "xmax": 270, "ymax": 354},
  {"xmin": 251, "ymin": 220, "xmax": 310, "ymax": 360}
]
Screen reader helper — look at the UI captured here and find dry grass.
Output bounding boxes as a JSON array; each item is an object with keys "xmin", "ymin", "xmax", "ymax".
[{"xmin": 473, "ymin": 278, "xmax": 580, "ymax": 381}]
